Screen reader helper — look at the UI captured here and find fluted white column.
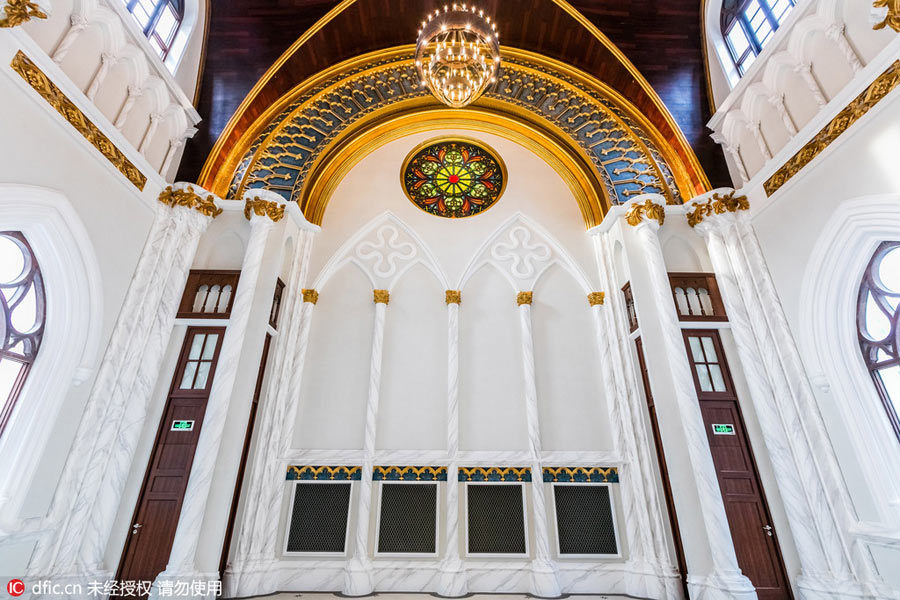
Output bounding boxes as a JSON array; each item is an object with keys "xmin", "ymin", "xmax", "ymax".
[
  {"xmin": 515, "ymin": 291, "xmax": 560, "ymax": 598},
  {"xmin": 584, "ymin": 264, "xmax": 682, "ymax": 599},
  {"xmin": 115, "ymin": 85, "xmax": 143, "ymax": 130},
  {"xmin": 711, "ymin": 133, "xmax": 749, "ymax": 184},
  {"xmin": 224, "ymin": 225, "xmax": 317, "ymax": 598},
  {"xmin": 342, "ymin": 289, "xmax": 390, "ymax": 596},
  {"xmin": 155, "ymin": 192, "xmax": 285, "ymax": 592},
  {"xmin": 688, "ymin": 189, "xmax": 880, "ymax": 598},
  {"xmin": 86, "ymin": 52, "xmax": 117, "ymax": 101},
  {"xmin": 27, "ymin": 184, "xmax": 221, "ymax": 581},
  {"xmin": 770, "ymin": 94, "xmax": 798, "ymax": 136},
  {"xmin": 795, "ymin": 63, "xmax": 828, "ymax": 107},
  {"xmin": 437, "ymin": 290, "xmax": 467, "ymax": 597},
  {"xmin": 51, "ymin": 14, "xmax": 88, "ymax": 63},
  {"xmin": 139, "ymin": 113, "xmax": 163, "ymax": 153},
  {"xmin": 624, "ymin": 196, "xmax": 756, "ymax": 600}
]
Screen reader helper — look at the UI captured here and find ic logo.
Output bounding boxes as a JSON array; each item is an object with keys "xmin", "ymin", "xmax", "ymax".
[{"xmin": 7, "ymin": 579, "xmax": 25, "ymax": 597}]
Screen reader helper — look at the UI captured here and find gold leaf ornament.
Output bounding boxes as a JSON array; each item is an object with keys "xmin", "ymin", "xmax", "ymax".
[
  {"xmin": 0, "ymin": 0, "xmax": 48, "ymax": 28},
  {"xmin": 158, "ymin": 186, "xmax": 222, "ymax": 218},
  {"xmin": 686, "ymin": 190, "xmax": 749, "ymax": 227},
  {"xmin": 625, "ymin": 198, "xmax": 666, "ymax": 227}
]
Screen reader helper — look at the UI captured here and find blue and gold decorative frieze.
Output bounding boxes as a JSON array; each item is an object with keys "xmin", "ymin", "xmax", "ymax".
[
  {"xmin": 373, "ymin": 466, "xmax": 448, "ymax": 481},
  {"xmin": 458, "ymin": 467, "xmax": 532, "ymax": 482},
  {"xmin": 542, "ymin": 466, "xmax": 619, "ymax": 483},
  {"xmin": 229, "ymin": 55, "xmax": 682, "ymax": 207},
  {"xmin": 286, "ymin": 465, "xmax": 361, "ymax": 481}
]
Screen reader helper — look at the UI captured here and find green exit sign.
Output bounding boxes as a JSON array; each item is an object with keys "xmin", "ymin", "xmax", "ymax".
[
  {"xmin": 712, "ymin": 423, "xmax": 735, "ymax": 435},
  {"xmin": 171, "ymin": 420, "xmax": 194, "ymax": 431}
]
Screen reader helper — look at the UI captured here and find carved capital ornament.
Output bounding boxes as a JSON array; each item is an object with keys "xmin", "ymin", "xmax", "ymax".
[
  {"xmin": 517, "ymin": 291, "xmax": 533, "ymax": 306},
  {"xmin": 588, "ymin": 292, "xmax": 606, "ymax": 306},
  {"xmin": 373, "ymin": 289, "xmax": 390, "ymax": 304},
  {"xmin": 244, "ymin": 197, "xmax": 286, "ymax": 222},
  {"xmin": 625, "ymin": 198, "xmax": 666, "ymax": 227},
  {"xmin": 445, "ymin": 290, "xmax": 461, "ymax": 305},
  {"xmin": 158, "ymin": 185, "xmax": 222, "ymax": 218},
  {"xmin": 686, "ymin": 190, "xmax": 749, "ymax": 228},
  {"xmin": 302, "ymin": 289, "xmax": 319, "ymax": 304},
  {"xmin": 0, "ymin": 0, "xmax": 47, "ymax": 27}
]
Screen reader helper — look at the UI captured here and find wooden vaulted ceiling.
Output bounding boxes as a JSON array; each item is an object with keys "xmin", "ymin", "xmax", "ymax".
[{"xmin": 177, "ymin": 0, "xmax": 730, "ymax": 189}]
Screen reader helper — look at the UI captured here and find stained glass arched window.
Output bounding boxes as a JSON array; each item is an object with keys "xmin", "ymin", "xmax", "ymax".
[
  {"xmin": 858, "ymin": 241, "xmax": 900, "ymax": 441},
  {"xmin": 0, "ymin": 231, "xmax": 45, "ymax": 435},
  {"xmin": 402, "ymin": 137, "xmax": 506, "ymax": 218}
]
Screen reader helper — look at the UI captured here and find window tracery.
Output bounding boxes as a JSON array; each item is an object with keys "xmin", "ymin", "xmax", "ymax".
[
  {"xmin": 123, "ymin": 0, "xmax": 183, "ymax": 60},
  {"xmin": 0, "ymin": 231, "xmax": 45, "ymax": 434},
  {"xmin": 858, "ymin": 241, "xmax": 900, "ymax": 441},
  {"xmin": 722, "ymin": 0, "xmax": 795, "ymax": 75}
]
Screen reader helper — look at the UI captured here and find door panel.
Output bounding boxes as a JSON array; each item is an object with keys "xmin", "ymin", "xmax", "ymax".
[
  {"xmin": 684, "ymin": 330, "xmax": 792, "ymax": 600},
  {"xmin": 115, "ymin": 327, "xmax": 224, "ymax": 598}
]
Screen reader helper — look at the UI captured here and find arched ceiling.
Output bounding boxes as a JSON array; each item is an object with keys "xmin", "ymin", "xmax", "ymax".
[{"xmin": 178, "ymin": 0, "xmax": 730, "ymax": 189}]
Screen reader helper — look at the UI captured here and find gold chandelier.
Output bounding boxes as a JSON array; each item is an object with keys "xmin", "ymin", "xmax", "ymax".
[{"xmin": 415, "ymin": 4, "xmax": 500, "ymax": 108}]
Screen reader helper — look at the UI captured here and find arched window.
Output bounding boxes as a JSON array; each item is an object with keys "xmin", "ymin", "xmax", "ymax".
[
  {"xmin": 0, "ymin": 232, "xmax": 45, "ymax": 435},
  {"xmin": 123, "ymin": 0, "xmax": 184, "ymax": 59},
  {"xmin": 858, "ymin": 241, "xmax": 900, "ymax": 441},
  {"xmin": 722, "ymin": 0, "xmax": 796, "ymax": 75}
]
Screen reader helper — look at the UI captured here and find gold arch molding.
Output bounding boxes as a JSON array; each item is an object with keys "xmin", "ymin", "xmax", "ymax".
[
  {"xmin": 199, "ymin": 0, "xmax": 711, "ymax": 197},
  {"xmin": 203, "ymin": 47, "xmax": 706, "ymax": 229}
]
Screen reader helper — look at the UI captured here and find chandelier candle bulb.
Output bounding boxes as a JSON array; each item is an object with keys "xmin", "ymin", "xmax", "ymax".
[{"xmin": 415, "ymin": 4, "xmax": 500, "ymax": 108}]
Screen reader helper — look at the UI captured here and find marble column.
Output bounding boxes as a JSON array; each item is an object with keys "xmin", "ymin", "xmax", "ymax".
[
  {"xmin": 154, "ymin": 190, "xmax": 286, "ymax": 594},
  {"xmin": 437, "ymin": 290, "xmax": 467, "ymax": 597},
  {"xmin": 584, "ymin": 262, "xmax": 682, "ymax": 599},
  {"xmin": 516, "ymin": 291, "xmax": 561, "ymax": 598},
  {"xmin": 624, "ymin": 195, "xmax": 756, "ymax": 600},
  {"xmin": 687, "ymin": 189, "xmax": 878, "ymax": 599},
  {"xmin": 27, "ymin": 183, "xmax": 222, "ymax": 583},
  {"xmin": 223, "ymin": 221, "xmax": 318, "ymax": 598},
  {"xmin": 342, "ymin": 289, "xmax": 390, "ymax": 596}
]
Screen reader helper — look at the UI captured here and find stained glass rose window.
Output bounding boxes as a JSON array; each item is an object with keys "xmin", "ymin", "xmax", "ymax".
[{"xmin": 402, "ymin": 138, "xmax": 506, "ymax": 218}]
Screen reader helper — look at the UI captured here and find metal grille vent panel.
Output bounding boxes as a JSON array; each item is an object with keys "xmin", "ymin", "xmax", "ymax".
[
  {"xmin": 467, "ymin": 484, "xmax": 527, "ymax": 555},
  {"xmin": 377, "ymin": 483, "xmax": 438, "ymax": 554},
  {"xmin": 553, "ymin": 485, "xmax": 618, "ymax": 555},
  {"xmin": 286, "ymin": 482, "xmax": 351, "ymax": 553}
]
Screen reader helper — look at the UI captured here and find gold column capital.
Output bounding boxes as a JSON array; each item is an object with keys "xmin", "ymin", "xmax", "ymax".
[
  {"xmin": 0, "ymin": 0, "xmax": 48, "ymax": 28},
  {"xmin": 625, "ymin": 198, "xmax": 666, "ymax": 227},
  {"xmin": 686, "ymin": 190, "xmax": 749, "ymax": 228},
  {"xmin": 244, "ymin": 197, "xmax": 286, "ymax": 222},
  {"xmin": 588, "ymin": 292, "xmax": 605, "ymax": 306},
  {"xmin": 445, "ymin": 290, "xmax": 461, "ymax": 305},
  {"xmin": 374, "ymin": 289, "xmax": 390, "ymax": 304},
  {"xmin": 302, "ymin": 289, "xmax": 318, "ymax": 304},
  {"xmin": 873, "ymin": 0, "xmax": 900, "ymax": 32},
  {"xmin": 517, "ymin": 291, "xmax": 533, "ymax": 306},
  {"xmin": 159, "ymin": 185, "xmax": 222, "ymax": 218}
]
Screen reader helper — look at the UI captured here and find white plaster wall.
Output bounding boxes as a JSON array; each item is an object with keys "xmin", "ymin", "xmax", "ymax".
[
  {"xmin": 172, "ymin": 0, "xmax": 206, "ymax": 101},
  {"xmin": 378, "ymin": 264, "xmax": 447, "ymax": 451},
  {"xmin": 295, "ymin": 264, "xmax": 374, "ymax": 450},
  {"xmin": 749, "ymin": 87, "xmax": 900, "ymax": 581},
  {"xmin": 532, "ymin": 264, "xmax": 610, "ymax": 451},
  {"xmin": 459, "ymin": 264, "xmax": 528, "ymax": 452},
  {"xmin": 0, "ymin": 47, "xmax": 157, "ymax": 575},
  {"xmin": 300, "ymin": 130, "xmax": 602, "ymax": 457}
]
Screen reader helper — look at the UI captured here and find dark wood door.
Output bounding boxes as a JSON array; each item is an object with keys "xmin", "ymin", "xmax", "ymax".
[
  {"xmin": 683, "ymin": 330, "xmax": 792, "ymax": 600},
  {"xmin": 116, "ymin": 327, "xmax": 224, "ymax": 597}
]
